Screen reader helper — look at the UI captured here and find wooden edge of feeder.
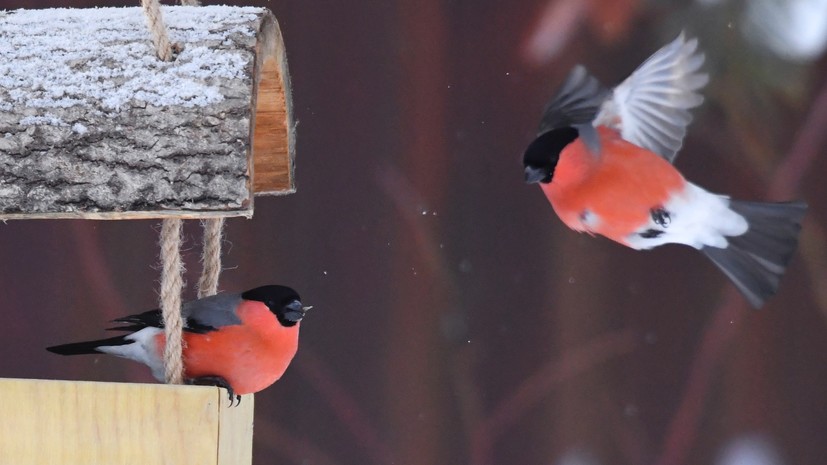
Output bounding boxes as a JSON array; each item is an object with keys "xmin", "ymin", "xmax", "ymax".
[
  {"xmin": 0, "ymin": 377, "xmax": 254, "ymax": 465},
  {"xmin": 251, "ymin": 11, "xmax": 297, "ymax": 197},
  {"xmin": 0, "ymin": 209, "xmax": 254, "ymax": 221}
]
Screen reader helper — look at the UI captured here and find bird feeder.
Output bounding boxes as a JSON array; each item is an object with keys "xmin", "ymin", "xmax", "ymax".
[
  {"xmin": 0, "ymin": 5, "xmax": 296, "ymax": 464},
  {"xmin": 0, "ymin": 378, "xmax": 255, "ymax": 465},
  {"xmin": 0, "ymin": 5, "xmax": 295, "ymax": 220}
]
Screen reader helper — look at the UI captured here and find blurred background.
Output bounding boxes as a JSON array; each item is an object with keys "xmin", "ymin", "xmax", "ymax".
[{"xmin": 1, "ymin": 0, "xmax": 826, "ymax": 464}]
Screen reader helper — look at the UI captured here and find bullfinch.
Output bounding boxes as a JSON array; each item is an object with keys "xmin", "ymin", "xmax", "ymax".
[
  {"xmin": 522, "ymin": 34, "xmax": 807, "ymax": 308},
  {"xmin": 47, "ymin": 285, "xmax": 308, "ymax": 402}
]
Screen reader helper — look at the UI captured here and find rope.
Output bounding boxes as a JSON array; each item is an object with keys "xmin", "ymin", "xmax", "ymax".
[
  {"xmin": 159, "ymin": 218, "xmax": 185, "ymax": 384},
  {"xmin": 144, "ymin": 0, "xmax": 225, "ymax": 390},
  {"xmin": 140, "ymin": 0, "xmax": 177, "ymax": 61},
  {"xmin": 197, "ymin": 218, "xmax": 225, "ymax": 299}
]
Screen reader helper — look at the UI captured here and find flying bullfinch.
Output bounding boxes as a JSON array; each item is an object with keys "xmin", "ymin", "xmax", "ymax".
[
  {"xmin": 47, "ymin": 285, "xmax": 309, "ymax": 402},
  {"xmin": 522, "ymin": 34, "xmax": 807, "ymax": 308}
]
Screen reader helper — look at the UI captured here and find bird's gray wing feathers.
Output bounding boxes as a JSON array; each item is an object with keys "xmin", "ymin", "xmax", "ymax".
[
  {"xmin": 537, "ymin": 65, "xmax": 610, "ymax": 154},
  {"xmin": 181, "ymin": 293, "xmax": 244, "ymax": 332},
  {"xmin": 594, "ymin": 32, "xmax": 708, "ymax": 163}
]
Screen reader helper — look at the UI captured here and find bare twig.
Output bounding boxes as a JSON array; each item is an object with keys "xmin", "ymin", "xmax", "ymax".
[
  {"xmin": 376, "ymin": 166, "xmax": 452, "ymax": 283},
  {"xmin": 655, "ymin": 78, "xmax": 827, "ymax": 465},
  {"xmin": 296, "ymin": 350, "xmax": 395, "ymax": 465},
  {"xmin": 471, "ymin": 329, "xmax": 639, "ymax": 465},
  {"xmin": 769, "ymin": 79, "xmax": 827, "ymax": 199},
  {"xmin": 70, "ymin": 222, "xmax": 146, "ymax": 381},
  {"xmin": 654, "ymin": 291, "xmax": 745, "ymax": 465},
  {"xmin": 522, "ymin": 0, "xmax": 590, "ymax": 65}
]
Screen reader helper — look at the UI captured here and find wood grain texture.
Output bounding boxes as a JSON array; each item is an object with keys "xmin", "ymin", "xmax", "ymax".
[
  {"xmin": 0, "ymin": 378, "xmax": 253, "ymax": 465},
  {"xmin": 218, "ymin": 392, "xmax": 256, "ymax": 465},
  {"xmin": 0, "ymin": 6, "xmax": 294, "ymax": 220},
  {"xmin": 252, "ymin": 13, "xmax": 296, "ymax": 196}
]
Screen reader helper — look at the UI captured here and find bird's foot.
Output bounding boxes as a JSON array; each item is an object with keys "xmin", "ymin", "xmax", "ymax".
[{"xmin": 186, "ymin": 375, "xmax": 241, "ymax": 407}]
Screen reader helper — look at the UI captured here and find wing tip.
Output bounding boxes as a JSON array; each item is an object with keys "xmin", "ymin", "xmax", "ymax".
[
  {"xmin": 607, "ymin": 31, "xmax": 709, "ymax": 161},
  {"xmin": 538, "ymin": 65, "xmax": 609, "ymax": 134}
]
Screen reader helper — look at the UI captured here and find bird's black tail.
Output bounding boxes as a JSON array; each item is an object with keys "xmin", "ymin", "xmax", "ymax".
[
  {"xmin": 46, "ymin": 335, "xmax": 133, "ymax": 356},
  {"xmin": 702, "ymin": 200, "xmax": 807, "ymax": 308}
]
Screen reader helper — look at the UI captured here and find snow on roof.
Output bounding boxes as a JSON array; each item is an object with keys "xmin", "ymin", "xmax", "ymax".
[{"xmin": 0, "ymin": 6, "xmax": 265, "ymax": 112}]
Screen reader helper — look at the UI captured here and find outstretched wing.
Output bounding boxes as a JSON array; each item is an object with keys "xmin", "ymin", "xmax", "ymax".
[
  {"xmin": 594, "ymin": 33, "xmax": 708, "ymax": 163},
  {"xmin": 537, "ymin": 65, "xmax": 610, "ymax": 153},
  {"xmin": 109, "ymin": 293, "xmax": 243, "ymax": 334}
]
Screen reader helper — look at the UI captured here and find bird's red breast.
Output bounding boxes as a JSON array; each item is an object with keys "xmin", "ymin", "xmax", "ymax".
[
  {"xmin": 541, "ymin": 127, "xmax": 686, "ymax": 245},
  {"xmin": 154, "ymin": 299, "xmax": 300, "ymax": 395}
]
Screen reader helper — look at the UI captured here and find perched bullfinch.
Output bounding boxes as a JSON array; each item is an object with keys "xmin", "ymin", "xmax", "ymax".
[
  {"xmin": 47, "ymin": 285, "xmax": 308, "ymax": 402},
  {"xmin": 523, "ymin": 34, "xmax": 807, "ymax": 308}
]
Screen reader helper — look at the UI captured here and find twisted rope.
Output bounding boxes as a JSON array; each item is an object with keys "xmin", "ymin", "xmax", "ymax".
[
  {"xmin": 197, "ymin": 218, "xmax": 225, "ymax": 299},
  {"xmin": 159, "ymin": 218, "xmax": 185, "ymax": 384},
  {"xmin": 140, "ymin": 0, "xmax": 178, "ymax": 62},
  {"xmin": 144, "ymin": 0, "xmax": 224, "ymax": 388}
]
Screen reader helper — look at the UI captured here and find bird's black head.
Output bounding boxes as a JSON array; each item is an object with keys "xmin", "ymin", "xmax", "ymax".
[
  {"xmin": 523, "ymin": 126, "xmax": 579, "ymax": 184},
  {"xmin": 242, "ymin": 285, "xmax": 308, "ymax": 327}
]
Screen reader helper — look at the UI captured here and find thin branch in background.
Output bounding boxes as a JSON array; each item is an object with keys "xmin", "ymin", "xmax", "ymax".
[
  {"xmin": 255, "ymin": 417, "xmax": 342, "ymax": 465},
  {"xmin": 522, "ymin": 0, "xmax": 589, "ymax": 65},
  {"xmin": 470, "ymin": 329, "xmax": 639, "ymax": 465},
  {"xmin": 654, "ymin": 291, "xmax": 746, "ymax": 465},
  {"xmin": 70, "ymin": 223, "xmax": 130, "ymax": 321},
  {"xmin": 655, "ymin": 77, "xmax": 827, "ymax": 465},
  {"xmin": 450, "ymin": 344, "xmax": 486, "ymax": 457},
  {"xmin": 377, "ymin": 165, "xmax": 486, "ymax": 460},
  {"xmin": 296, "ymin": 350, "xmax": 395, "ymax": 465},
  {"xmin": 798, "ymin": 221, "xmax": 827, "ymax": 314},
  {"xmin": 715, "ymin": 77, "xmax": 781, "ymax": 178},
  {"xmin": 375, "ymin": 165, "xmax": 454, "ymax": 284},
  {"xmin": 596, "ymin": 390, "xmax": 650, "ymax": 465},
  {"xmin": 768, "ymin": 74, "xmax": 827, "ymax": 199},
  {"xmin": 522, "ymin": 0, "xmax": 641, "ymax": 65},
  {"xmin": 69, "ymin": 222, "xmax": 146, "ymax": 381},
  {"xmin": 758, "ymin": 61, "xmax": 827, "ymax": 314}
]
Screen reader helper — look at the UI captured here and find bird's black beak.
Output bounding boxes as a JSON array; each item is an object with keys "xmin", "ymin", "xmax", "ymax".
[
  {"xmin": 282, "ymin": 299, "xmax": 308, "ymax": 323},
  {"xmin": 524, "ymin": 165, "xmax": 550, "ymax": 184}
]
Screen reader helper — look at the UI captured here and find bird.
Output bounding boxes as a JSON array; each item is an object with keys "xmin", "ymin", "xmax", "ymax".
[
  {"xmin": 522, "ymin": 33, "xmax": 807, "ymax": 308},
  {"xmin": 47, "ymin": 285, "xmax": 309, "ymax": 403}
]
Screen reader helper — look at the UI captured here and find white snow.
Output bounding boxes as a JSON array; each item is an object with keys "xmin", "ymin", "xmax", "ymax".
[
  {"xmin": 0, "ymin": 6, "xmax": 265, "ymax": 114},
  {"xmin": 19, "ymin": 114, "xmax": 67, "ymax": 127}
]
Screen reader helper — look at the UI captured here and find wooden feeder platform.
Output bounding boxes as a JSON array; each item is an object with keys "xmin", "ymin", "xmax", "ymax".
[
  {"xmin": 0, "ymin": 6, "xmax": 295, "ymax": 220},
  {"xmin": 0, "ymin": 378, "xmax": 254, "ymax": 465}
]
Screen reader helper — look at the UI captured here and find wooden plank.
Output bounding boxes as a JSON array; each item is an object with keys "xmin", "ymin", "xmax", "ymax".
[
  {"xmin": 0, "ymin": 208, "xmax": 254, "ymax": 221},
  {"xmin": 0, "ymin": 378, "xmax": 253, "ymax": 465},
  {"xmin": 218, "ymin": 394, "xmax": 255, "ymax": 465},
  {"xmin": 252, "ymin": 14, "xmax": 296, "ymax": 195}
]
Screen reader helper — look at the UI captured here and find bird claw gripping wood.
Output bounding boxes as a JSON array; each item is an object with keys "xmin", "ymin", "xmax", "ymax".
[{"xmin": 187, "ymin": 375, "xmax": 241, "ymax": 407}]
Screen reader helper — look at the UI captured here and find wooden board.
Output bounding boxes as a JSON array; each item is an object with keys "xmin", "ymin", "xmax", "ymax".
[
  {"xmin": 0, "ymin": 6, "xmax": 295, "ymax": 220},
  {"xmin": 0, "ymin": 378, "xmax": 254, "ymax": 465}
]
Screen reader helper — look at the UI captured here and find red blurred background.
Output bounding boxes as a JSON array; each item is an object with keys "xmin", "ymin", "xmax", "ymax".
[{"xmin": 1, "ymin": 0, "xmax": 826, "ymax": 464}]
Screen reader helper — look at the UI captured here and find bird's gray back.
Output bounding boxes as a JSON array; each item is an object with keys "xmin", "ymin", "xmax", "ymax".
[{"xmin": 182, "ymin": 292, "xmax": 244, "ymax": 329}]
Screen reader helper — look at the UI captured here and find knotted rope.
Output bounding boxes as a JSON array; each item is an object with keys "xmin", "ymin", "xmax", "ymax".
[{"xmin": 140, "ymin": 0, "xmax": 177, "ymax": 62}]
